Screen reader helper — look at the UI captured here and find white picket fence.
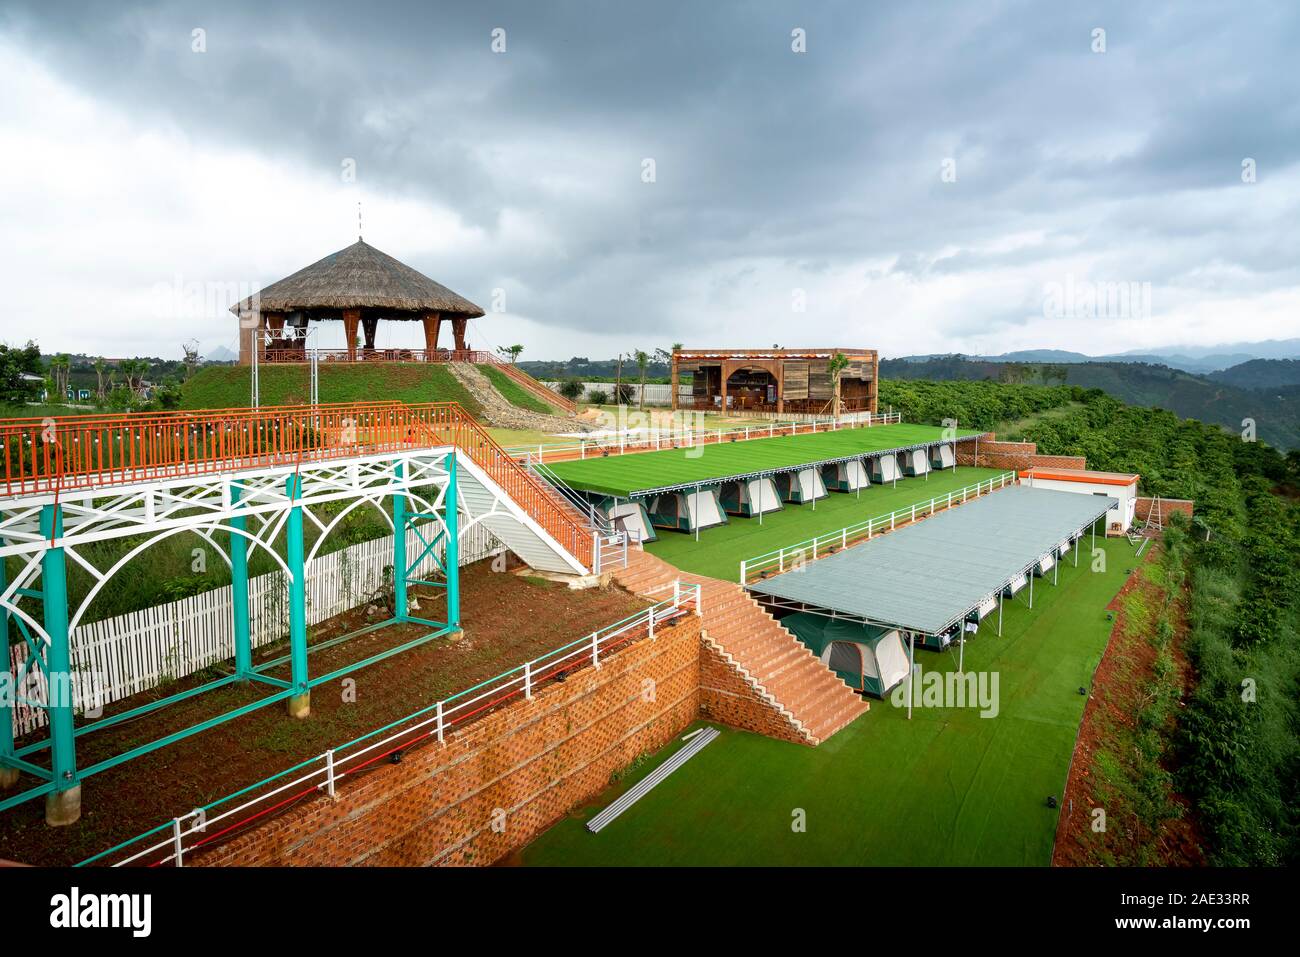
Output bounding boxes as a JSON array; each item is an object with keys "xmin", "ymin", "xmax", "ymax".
[{"xmin": 6, "ymin": 523, "xmax": 502, "ymax": 738}]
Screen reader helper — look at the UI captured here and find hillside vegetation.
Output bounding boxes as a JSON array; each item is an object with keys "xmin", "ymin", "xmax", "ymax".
[
  {"xmin": 881, "ymin": 357, "xmax": 1300, "ymax": 450},
  {"xmin": 883, "ymin": 378, "xmax": 1300, "ymax": 865},
  {"xmin": 181, "ymin": 363, "xmax": 482, "ymax": 415}
]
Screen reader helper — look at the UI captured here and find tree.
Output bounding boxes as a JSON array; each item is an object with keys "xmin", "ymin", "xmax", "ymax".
[
  {"xmin": 93, "ymin": 357, "xmax": 109, "ymax": 399},
  {"xmin": 0, "ymin": 341, "xmax": 43, "ymax": 404},
  {"xmin": 497, "ymin": 344, "xmax": 524, "ymax": 364},
  {"xmin": 827, "ymin": 351, "xmax": 851, "ymax": 417},
  {"xmin": 634, "ymin": 350, "xmax": 650, "ymax": 410},
  {"xmin": 181, "ymin": 341, "xmax": 201, "ymax": 380},
  {"xmin": 48, "ymin": 354, "xmax": 71, "ymax": 401},
  {"xmin": 558, "ymin": 377, "xmax": 584, "ymax": 402}
]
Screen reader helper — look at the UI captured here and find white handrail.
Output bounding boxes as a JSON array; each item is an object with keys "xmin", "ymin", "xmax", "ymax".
[
  {"xmin": 739, "ymin": 472, "xmax": 1017, "ymax": 584},
  {"xmin": 507, "ymin": 411, "xmax": 903, "ymax": 463},
  {"xmin": 82, "ymin": 581, "xmax": 703, "ymax": 869}
]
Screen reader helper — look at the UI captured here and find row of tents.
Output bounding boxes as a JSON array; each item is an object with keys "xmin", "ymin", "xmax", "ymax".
[{"xmin": 600, "ymin": 444, "xmax": 959, "ymax": 541}]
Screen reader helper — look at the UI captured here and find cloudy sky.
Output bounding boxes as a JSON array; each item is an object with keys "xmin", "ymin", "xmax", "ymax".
[{"xmin": 2, "ymin": 1, "xmax": 1298, "ymax": 362}]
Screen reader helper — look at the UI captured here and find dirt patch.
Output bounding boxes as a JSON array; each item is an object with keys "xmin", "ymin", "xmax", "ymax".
[
  {"xmin": 1052, "ymin": 542, "xmax": 1204, "ymax": 866},
  {"xmin": 0, "ymin": 559, "xmax": 647, "ymax": 867}
]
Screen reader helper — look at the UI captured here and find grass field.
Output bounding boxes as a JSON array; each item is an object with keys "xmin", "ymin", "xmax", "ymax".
[
  {"xmin": 520, "ymin": 536, "xmax": 1136, "ymax": 866},
  {"xmin": 545, "ymin": 423, "xmax": 984, "ymax": 497},
  {"xmin": 476, "ymin": 364, "xmax": 560, "ymax": 415},
  {"xmin": 180, "ymin": 363, "xmax": 483, "ymax": 414},
  {"xmin": 645, "ymin": 466, "xmax": 1005, "ymax": 580}
]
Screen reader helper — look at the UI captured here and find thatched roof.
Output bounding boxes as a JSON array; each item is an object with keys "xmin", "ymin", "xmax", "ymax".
[{"xmin": 231, "ymin": 240, "xmax": 484, "ymax": 318}]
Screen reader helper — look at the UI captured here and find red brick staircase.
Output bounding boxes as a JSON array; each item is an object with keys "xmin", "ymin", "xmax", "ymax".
[{"xmin": 612, "ymin": 548, "xmax": 868, "ymax": 745}]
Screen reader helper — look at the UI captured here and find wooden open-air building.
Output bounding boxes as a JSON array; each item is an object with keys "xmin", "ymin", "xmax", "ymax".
[
  {"xmin": 671, "ymin": 348, "xmax": 879, "ymax": 415},
  {"xmin": 234, "ymin": 240, "xmax": 486, "ymax": 364}
]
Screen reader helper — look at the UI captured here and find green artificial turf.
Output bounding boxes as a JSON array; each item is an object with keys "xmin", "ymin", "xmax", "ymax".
[
  {"xmin": 520, "ymin": 536, "xmax": 1135, "ymax": 866},
  {"xmin": 545, "ymin": 423, "xmax": 983, "ymax": 497},
  {"xmin": 645, "ymin": 466, "xmax": 1006, "ymax": 581}
]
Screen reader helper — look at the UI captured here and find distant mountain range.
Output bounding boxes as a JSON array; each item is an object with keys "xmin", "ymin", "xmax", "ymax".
[
  {"xmin": 895, "ymin": 338, "xmax": 1300, "ymax": 375},
  {"xmin": 880, "ymin": 355, "xmax": 1300, "ymax": 450}
]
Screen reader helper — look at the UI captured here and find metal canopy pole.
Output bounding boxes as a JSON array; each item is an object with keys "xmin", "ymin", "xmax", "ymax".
[
  {"xmin": 446, "ymin": 453, "xmax": 461, "ymax": 629},
  {"xmin": 907, "ymin": 632, "xmax": 915, "ymax": 720},
  {"xmin": 0, "ymin": 543, "xmax": 14, "ymax": 792},
  {"xmin": 285, "ymin": 475, "xmax": 310, "ymax": 718},
  {"xmin": 393, "ymin": 462, "xmax": 409, "ymax": 622},
  {"xmin": 1029, "ymin": 568, "xmax": 1034, "ymax": 609},
  {"xmin": 998, "ymin": 591, "xmax": 1004, "ymax": 636},
  {"xmin": 41, "ymin": 504, "xmax": 79, "ymax": 824},
  {"xmin": 958, "ymin": 629, "xmax": 964, "ymax": 673},
  {"xmin": 229, "ymin": 483, "xmax": 252, "ymax": 679}
]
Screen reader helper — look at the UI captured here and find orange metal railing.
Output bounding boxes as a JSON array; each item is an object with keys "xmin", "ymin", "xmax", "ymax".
[{"xmin": 0, "ymin": 402, "xmax": 593, "ymax": 568}]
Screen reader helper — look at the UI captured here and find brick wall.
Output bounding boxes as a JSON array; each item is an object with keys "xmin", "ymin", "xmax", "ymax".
[
  {"xmin": 1136, "ymin": 497, "xmax": 1194, "ymax": 522},
  {"xmin": 956, "ymin": 436, "xmax": 1085, "ymax": 472},
  {"xmin": 698, "ymin": 639, "xmax": 808, "ymax": 746},
  {"xmin": 194, "ymin": 615, "xmax": 702, "ymax": 867}
]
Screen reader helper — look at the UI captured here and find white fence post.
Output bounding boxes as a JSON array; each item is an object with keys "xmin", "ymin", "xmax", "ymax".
[
  {"xmin": 648, "ymin": 606, "xmax": 656, "ymax": 641},
  {"xmin": 435, "ymin": 700, "xmax": 445, "ymax": 744},
  {"xmin": 325, "ymin": 749, "xmax": 337, "ymax": 798},
  {"xmin": 591, "ymin": 631, "xmax": 601, "ymax": 669},
  {"xmin": 524, "ymin": 661, "xmax": 533, "ymax": 700},
  {"xmin": 171, "ymin": 817, "xmax": 185, "ymax": 868}
]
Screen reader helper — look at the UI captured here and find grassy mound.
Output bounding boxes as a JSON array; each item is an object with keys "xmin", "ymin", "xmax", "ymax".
[
  {"xmin": 182, "ymin": 364, "xmax": 482, "ymax": 415},
  {"xmin": 476, "ymin": 364, "xmax": 559, "ymax": 415}
]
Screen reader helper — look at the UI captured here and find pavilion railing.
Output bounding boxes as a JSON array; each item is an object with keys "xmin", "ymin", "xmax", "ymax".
[
  {"xmin": 0, "ymin": 401, "xmax": 595, "ymax": 569},
  {"xmin": 738, "ymin": 471, "xmax": 1018, "ymax": 585}
]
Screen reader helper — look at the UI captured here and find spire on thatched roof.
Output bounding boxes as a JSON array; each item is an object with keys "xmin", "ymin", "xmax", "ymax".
[{"xmin": 231, "ymin": 240, "xmax": 484, "ymax": 317}]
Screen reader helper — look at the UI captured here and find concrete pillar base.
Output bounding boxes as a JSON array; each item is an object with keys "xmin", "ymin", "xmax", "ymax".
[
  {"xmin": 0, "ymin": 765, "xmax": 20, "ymax": 791},
  {"xmin": 45, "ymin": 784, "xmax": 82, "ymax": 827},
  {"xmin": 287, "ymin": 692, "xmax": 311, "ymax": 719}
]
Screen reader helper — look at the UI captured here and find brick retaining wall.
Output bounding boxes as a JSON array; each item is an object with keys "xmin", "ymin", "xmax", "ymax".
[
  {"xmin": 1136, "ymin": 497, "xmax": 1194, "ymax": 522},
  {"xmin": 193, "ymin": 615, "xmax": 702, "ymax": 867}
]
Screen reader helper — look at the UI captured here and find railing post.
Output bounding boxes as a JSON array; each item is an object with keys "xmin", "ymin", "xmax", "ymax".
[
  {"xmin": 172, "ymin": 816, "xmax": 185, "ymax": 867},
  {"xmin": 739, "ymin": 559, "xmax": 747, "ymax": 584},
  {"xmin": 229, "ymin": 482, "xmax": 252, "ymax": 680},
  {"xmin": 592, "ymin": 530, "xmax": 601, "ymax": 574},
  {"xmin": 648, "ymin": 606, "xmax": 656, "ymax": 641},
  {"xmin": 435, "ymin": 700, "xmax": 445, "ymax": 744},
  {"xmin": 591, "ymin": 631, "xmax": 601, "ymax": 669},
  {"xmin": 524, "ymin": 661, "xmax": 533, "ymax": 700},
  {"xmin": 325, "ymin": 749, "xmax": 337, "ymax": 798},
  {"xmin": 40, "ymin": 503, "xmax": 80, "ymax": 825}
]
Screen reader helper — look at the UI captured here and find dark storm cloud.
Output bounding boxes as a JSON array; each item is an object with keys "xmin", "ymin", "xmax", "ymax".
[{"xmin": 4, "ymin": 0, "xmax": 1299, "ymax": 351}]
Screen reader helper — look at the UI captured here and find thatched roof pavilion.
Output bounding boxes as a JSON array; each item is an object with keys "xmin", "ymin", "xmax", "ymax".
[{"xmin": 234, "ymin": 239, "xmax": 485, "ymax": 363}]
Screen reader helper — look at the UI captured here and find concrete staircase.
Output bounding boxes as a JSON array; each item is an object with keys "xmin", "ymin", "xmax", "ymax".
[{"xmin": 612, "ymin": 549, "xmax": 868, "ymax": 745}]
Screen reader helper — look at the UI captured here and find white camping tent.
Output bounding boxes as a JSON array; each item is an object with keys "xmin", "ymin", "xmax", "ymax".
[
  {"xmin": 900, "ymin": 448, "xmax": 931, "ymax": 477},
  {"xmin": 647, "ymin": 488, "xmax": 728, "ymax": 532},
  {"xmin": 776, "ymin": 467, "xmax": 828, "ymax": 503},
  {"xmin": 720, "ymin": 477, "xmax": 782, "ymax": 516},
  {"xmin": 1004, "ymin": 572, "xmax": 1028, "ymax": 597},
  {"xmin": 930, "ymin": 443, "xmax": 956, "ymax": 469},
  {"xmin": 607, "ymin": 501, "xmax": 655, "ymax": 543},
  {"xmin": 822, "ymin": 458, "xmax": 870, "ymax": 492},
  {"xmin": 868, "ymin": 454, "xmax": 902, "ymax": 484}
]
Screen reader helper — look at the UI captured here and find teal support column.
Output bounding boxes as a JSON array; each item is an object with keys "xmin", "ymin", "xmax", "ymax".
[
  {"xmin": 40, "ymin": 505, "xmax": 80, "ymax": 825},
  {"xmin": 285, "ymin": 475, "xmax": 310, "ymax": 719},
  {"xmin": 0, "ymin": 543, "xmax": 17, "ymax": 791},
  {"xmin": 392, "ymin": 462, "xmax": 409, "ymax": 622},
  {"xmin": 445, "ymin": 453, "xmax": 460, "ymax": 630},
  {"xmin": 229, "ymin": 483, "xmax": 252, "ymax": 679}
]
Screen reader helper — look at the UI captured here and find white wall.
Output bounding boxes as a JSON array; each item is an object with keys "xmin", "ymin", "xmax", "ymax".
[{"xmin": 1023, "ymin": 477, "xmax": 1138, "ymax": 532}]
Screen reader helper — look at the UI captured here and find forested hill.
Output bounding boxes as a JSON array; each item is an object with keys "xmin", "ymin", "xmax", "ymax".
[
  {"xmin": 880, "ymin": 378, "xmax": 1299, "ymax": 866},
  {"xmin": 880, "ymin": 356, "xmax": 1300, "ymax": 450}
]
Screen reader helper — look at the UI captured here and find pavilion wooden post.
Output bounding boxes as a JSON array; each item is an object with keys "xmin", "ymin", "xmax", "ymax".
[
  {"xmin": 670, "ymin": 352, "xmax": 680, "ymax": 411},
  {"xmin": 719, "ymin": 360, "xmax": 731, "ymax": 414},
  {"xmin": 342, "ymin": 309, "xmax": 361, "ymax": 361},
  {"xmin": 452, "ymin": 317, "xmax": 468, "ymax": 352},
  {"xmin": 776, "ymin": 359, "xmax": 785, "ymax": 414},
  {"xmin": 421, "ymin": 311, "xmax": 442, "ymax": 360}
]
